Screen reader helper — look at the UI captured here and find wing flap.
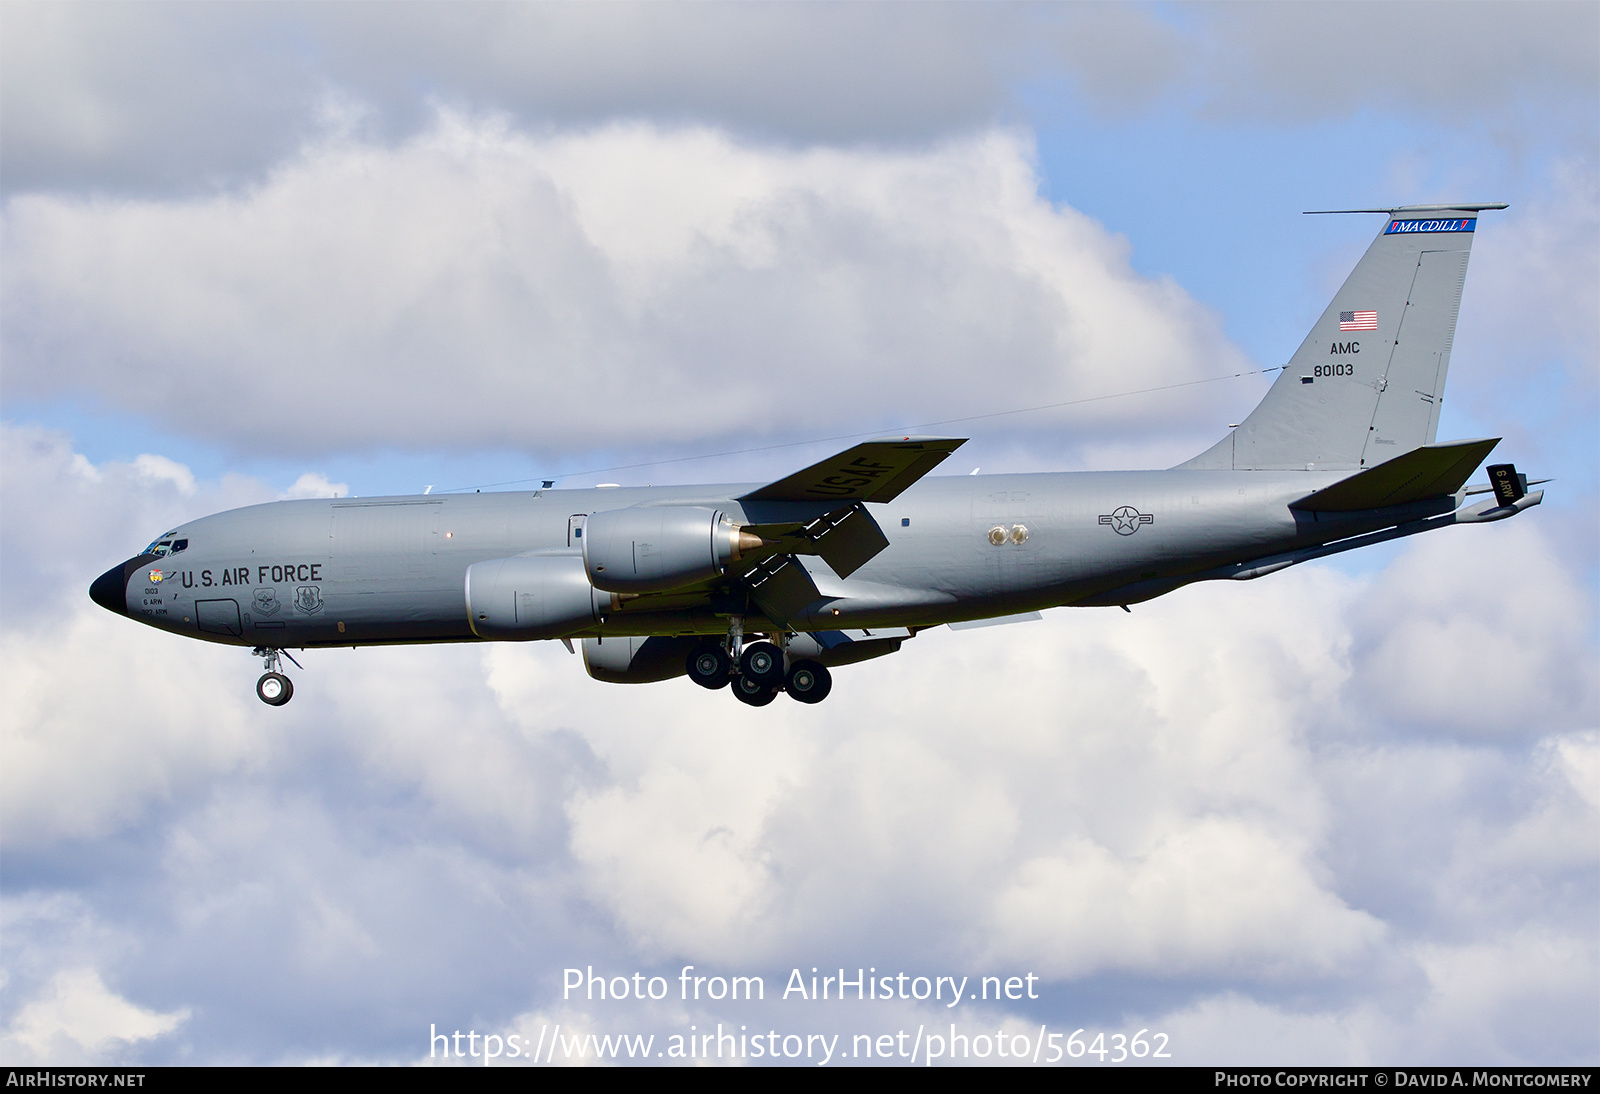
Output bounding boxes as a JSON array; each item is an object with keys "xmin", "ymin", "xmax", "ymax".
[
  {"xmin": 744, "ymin": 554, "xmax": 822, "ymax": 623},
  {"xmin": 742, "ymin": 502, "xmax": 891, "ymax": 578},
  {"xmin": 1290, "ymin": 438, "xmax": 1499, "ymax": 512}
]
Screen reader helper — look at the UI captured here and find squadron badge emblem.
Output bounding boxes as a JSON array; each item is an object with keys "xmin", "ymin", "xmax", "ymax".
[
  {"xmin": 293, "ymin": 586, "xmax": 323, "ymax": 614},
  {"xmin": 252, "ymin": 588, "xmax": 282, "ymax": 616}
]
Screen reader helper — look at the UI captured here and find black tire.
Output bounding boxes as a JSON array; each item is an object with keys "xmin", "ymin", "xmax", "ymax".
[
  {"xmin": 739, "ymin": 641, "xmax": 785, "ymax": 687},
  {"xmin": 686, "ymin": 644, "xmax": 732, "ymax": 689},
  {"xmin": 731, "ymin": 673, "xmax": 777, "ymax": 707},
  {"xmin": 256, "ymin": 671, "xmax": 293, "ymax": 706},
  {"xmin": 785, "ymin": 660, "xmax": 832, "ymax": 704}
]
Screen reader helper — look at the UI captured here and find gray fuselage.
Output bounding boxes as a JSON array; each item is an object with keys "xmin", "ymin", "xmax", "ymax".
[{"xmin": 107, "ymin": 467, "xmax": 1395, "ymax": 649}]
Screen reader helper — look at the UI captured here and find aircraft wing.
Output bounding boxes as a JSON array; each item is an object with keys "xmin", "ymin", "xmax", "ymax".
[
  {"xmin": 1290, "ymin": 438, "xmax": 1500, "ymax": 512},
  {"xmin": 738, "ymin": 436, "xmax": 966, "ymax": 504}
]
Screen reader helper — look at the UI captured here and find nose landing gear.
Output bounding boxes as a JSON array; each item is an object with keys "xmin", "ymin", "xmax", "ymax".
[
  {"xmin": 252, "ymin": 646, "xmax": 301, "ymax": 706},
  {"xmin": 256, "ymin": 671, "xmax": 293, "ymax": 706}
]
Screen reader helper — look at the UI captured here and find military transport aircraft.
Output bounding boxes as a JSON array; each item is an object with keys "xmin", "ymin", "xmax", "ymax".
[{"xmin": 91, "ymin": 204, "xmax": 1543, "ymax": 707}]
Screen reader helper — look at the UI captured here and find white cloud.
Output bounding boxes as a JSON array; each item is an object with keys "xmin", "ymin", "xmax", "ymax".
[
  {"xmin": 1190, "ymin": 2, "xmax": 1599, "ymax": 126},
  {"xmin": 0, "ymin": 968, "xmax": 187, "ymax": 1065},
  {"xmin": 987, "ymin": 821, "xmax": 1384, "ymax": 980},
  {"xmin": 0, "ymin": 427, "xmax": 380, "ymax": 846},
  {"xmin": 0, "ymin": 603, "xmax": 271, "ymax": 847},
  {"xmin": 1409, "ymin": 929, "xmax": 1600, "ymax": 1061},
  {"xmin": 5, "ymin": 2, "xmax": 1593, "ymax": 199},
  {"xmin": 0, "ymin": 3, "xmax": 1018, "ymax": 193},
  {"xmin": 1459, "ymin": 158, "xmax": 1600, "ymax": 392},
  {"xmin": 130, "ymin": 453, "xmax": 196, "ymax": 495},
  {"xmin": 1141, "ymin": 920, "xmax": 1600, "ymax": 1066},
  {"xmin": 1346, "ymin": 520, "xmax": 1600, "ymax": 739},
  {"xmin": 1, "ymin": 118, "xmax": 1246, "ymax": 464},
  {"xmin": 281, "ymin": 471, "xmax": 349, "ymax": 499}
]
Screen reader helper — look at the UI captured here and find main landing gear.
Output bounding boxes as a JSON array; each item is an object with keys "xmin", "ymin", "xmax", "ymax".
[
  {"xmin": 684, "ymin": 620, "xmax": 833, "ymax": 706},
  {"xmin": 252, "ymin": 646, "xmax": 301, "ymax": 706}
]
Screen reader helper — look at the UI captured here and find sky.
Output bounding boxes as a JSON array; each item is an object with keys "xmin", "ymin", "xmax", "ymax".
[{"xmin": 1, "ymin": 1, "xmax": 1596, "ymax": 1067}]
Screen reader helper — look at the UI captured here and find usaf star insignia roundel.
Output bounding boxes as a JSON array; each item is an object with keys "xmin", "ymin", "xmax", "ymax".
[{"xmin": 1099, "ymin": 506, "xmax": 1154, "ymax": 535}]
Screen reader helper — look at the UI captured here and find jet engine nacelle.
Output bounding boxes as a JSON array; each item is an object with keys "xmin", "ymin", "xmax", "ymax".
[
  {"xmin": 583, "ymin": 506, "xmax": 748, "ymax": 594},
  {"xmin": 465, "ymin": 554, "xmax": 609, "ymax": 640},
  {"xmin": 582, "ymin": 635, "xmax": 701, "ymax": 683}
]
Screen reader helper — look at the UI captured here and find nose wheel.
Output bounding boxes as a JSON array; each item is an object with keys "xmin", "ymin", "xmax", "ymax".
[
  {"xmin": 256, "ymin": 672, "xmax": 293, "ymax": 706},
  {"xmin": 251, "ymin": 646, "xmax": 301, "ymax": 706}
]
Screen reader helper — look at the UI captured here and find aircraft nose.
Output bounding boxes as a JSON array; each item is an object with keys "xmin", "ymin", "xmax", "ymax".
[{"xmin": 89, "ymin": 561, "xmax": 132, "ymax": 617}]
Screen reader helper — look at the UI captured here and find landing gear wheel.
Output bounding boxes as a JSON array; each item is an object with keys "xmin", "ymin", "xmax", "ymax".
[
  {"xmin": 739, "ymin": 641, "xmax": 785, "ymax": 687},
  {"xmin": 731, "ymin": 674, "xmax": 777, "ymax": 707},
  {"xmin": 256, "ymin": 672, "xmax": 293, "ymax": 706},
  {"xmin": 785, "ymin": 660, "xmax": 832, "ymax": 704},
  {"xmin": 686, "ymin": 645, "xmax": 732, "ymax": 689}
]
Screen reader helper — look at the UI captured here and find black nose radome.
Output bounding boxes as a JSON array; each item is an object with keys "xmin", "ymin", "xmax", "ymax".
[{"xmin": 90, "ymin": 562, "xmax": 132, "ymax": 616}]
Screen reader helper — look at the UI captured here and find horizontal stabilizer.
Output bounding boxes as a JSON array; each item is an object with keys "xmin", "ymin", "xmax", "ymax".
[
  {"xmin": 1291, "ymin": 438, "xmax": 1499, "ymax": 512},
  {"xmin": 739, "ymin": 437, "xmax": 965, "ymax": 504}
]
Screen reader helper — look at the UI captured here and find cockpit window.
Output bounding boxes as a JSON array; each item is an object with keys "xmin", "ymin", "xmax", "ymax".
[{"xmin": 142, "ymin": 532, "xmax": 187, "ymax": 558}]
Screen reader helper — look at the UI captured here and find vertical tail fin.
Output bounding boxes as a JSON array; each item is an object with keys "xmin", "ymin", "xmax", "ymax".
[{"xmin": 1181, "ymin": 204, "xmax": 1505, "ymax": 471}]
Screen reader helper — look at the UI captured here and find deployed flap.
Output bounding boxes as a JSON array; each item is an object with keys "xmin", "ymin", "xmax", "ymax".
[
  {"xmin": 738, "ymin": 437, "xmax": 965, "ymax": 504},
  {"xmin": 743, "ymin": 502, "xmax": 891, "ymax": 578},
  {"xmin": 804, "ymin": 504, "xmax": 890, "ymax": 576},
  {"xmin": 1291, "ymin": 437, "xmax": 1499, "ymax": 512},
  {"xmin": 744, "ymin": 554, "xmax": 822, "ymax": 623}
]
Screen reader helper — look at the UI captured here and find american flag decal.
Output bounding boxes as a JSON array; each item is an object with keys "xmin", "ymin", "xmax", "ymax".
[{"xmin": 1339, "ymin": 310, "xmax": 1377, "ymax": 331}]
